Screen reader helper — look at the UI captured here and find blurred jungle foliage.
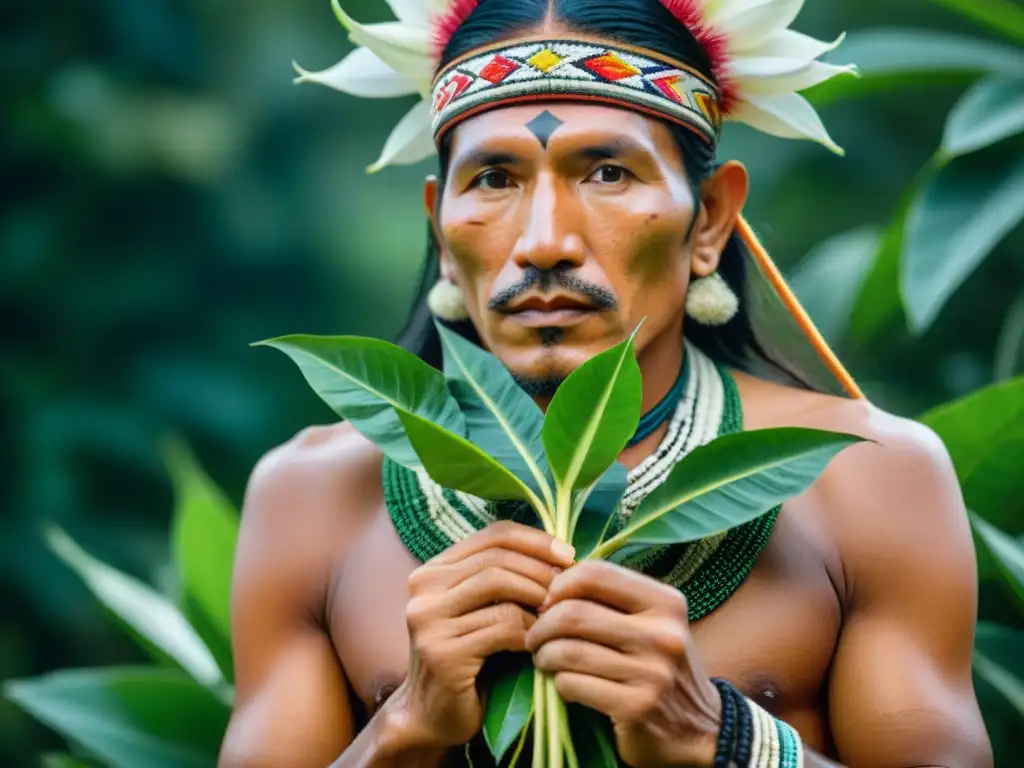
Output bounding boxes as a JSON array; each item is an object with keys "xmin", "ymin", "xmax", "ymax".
[{"xmin": 2, "ymin": 0, "xmax": 1023, "ymax": 764}]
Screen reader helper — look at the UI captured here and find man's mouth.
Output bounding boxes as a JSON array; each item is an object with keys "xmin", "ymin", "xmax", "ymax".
[{"xmin": 499, "ymin": 295, "xmax": 600, "ymax": 327}]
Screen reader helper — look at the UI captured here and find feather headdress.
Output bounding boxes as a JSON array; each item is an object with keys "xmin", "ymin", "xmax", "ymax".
[{"xmin": 294, "ymin": 0, "xmax": 854, "ymax": 172}]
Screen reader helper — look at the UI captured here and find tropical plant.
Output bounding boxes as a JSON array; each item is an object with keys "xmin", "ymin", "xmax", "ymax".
[
  {"xmin": 4, "ymin": 442, "xmax": 239, "ymax": 768},
  {"xmin": 257, "ymin": 323, "xmax": 861, "ymax": 766},
  {"xmin": 798, "ymin": 4, "xmax": 1024, "ymax": 345}
]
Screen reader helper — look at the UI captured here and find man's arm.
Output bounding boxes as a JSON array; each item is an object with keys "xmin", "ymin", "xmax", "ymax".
[
  {"xmin": 821, "ymin": 420, "xmax": 992, "ymax": 768},
  {"xmin": 219, "ymin": 425, "xmax": 433, "ymax": 767}
]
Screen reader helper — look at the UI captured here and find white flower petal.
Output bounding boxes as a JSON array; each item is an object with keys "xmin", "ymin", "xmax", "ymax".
[
  {"xmin": 293, "ymin": 48, "xmax": 417, "ymax": 98},
  {"xmin": 730, "ymin": 92, "xmax": 843, "ymax": 154},
  {"xmin": 368, "ymin": 98, "xmax": 436, "ymax": 172},
  {"xmin": 385, "ymin": 0, "xmax": 430, "ymax": 25},
  {"xmin": 332, "ymin": 0, "xmax": 434, "ymax": 95},
  {"xmin": 733, "ymin": 57, "xmax": 856, "ymax": 95},
  {"xmin": 712, "ymin": 0, "xmax": 806, "ymax": 51},
  {"xmin": 742, "ymin": 29, "xmax": 846, "ymax": 62}
]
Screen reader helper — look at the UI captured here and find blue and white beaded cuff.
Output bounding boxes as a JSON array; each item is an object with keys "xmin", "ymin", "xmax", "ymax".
[{"xmin": 747, "ymin": 696, "xmax": 804, "ymax": 768}]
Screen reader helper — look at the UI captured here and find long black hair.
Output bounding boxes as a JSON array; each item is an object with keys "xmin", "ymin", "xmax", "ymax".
[{"xmin": 397, "ymin": 0, "xmax": 793, "ymax": 383}]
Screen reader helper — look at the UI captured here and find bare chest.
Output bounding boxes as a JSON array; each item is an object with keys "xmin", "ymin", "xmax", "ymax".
[{"xmin": 328, "ymin": 500, "xmax": 843, "ymax": 755}]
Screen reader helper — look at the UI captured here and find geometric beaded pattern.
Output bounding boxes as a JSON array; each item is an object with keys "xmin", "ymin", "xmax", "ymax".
[
  {"xmin": 431, "ymin": 38, "xmax": 722, "ymax": 144},
  {"xmin": 383, "ymin": 341, "xmax": 780, "ymax": 625}
]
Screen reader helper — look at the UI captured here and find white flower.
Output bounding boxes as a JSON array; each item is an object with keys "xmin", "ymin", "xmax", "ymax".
[
  {"xmin": 293, "ymin": 0, "xmax": 445, "ymax": 172},
  {"xmin": 701, "ymin": 0, "xmax": 856, "ymax": 154}
]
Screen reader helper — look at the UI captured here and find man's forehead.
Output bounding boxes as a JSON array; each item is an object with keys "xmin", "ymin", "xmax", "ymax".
[{"xmin": 448, "ymin": 102, "xmax": 668, "ymax": 153}]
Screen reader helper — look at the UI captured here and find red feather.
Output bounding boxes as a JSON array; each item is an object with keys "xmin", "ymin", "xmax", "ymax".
[
  {"xmin": 659, "ymin": 0, "xmax": 737, "ymax": 114},
  {"xmin": 433, "ymin": 0, "xmax": 480, "ymax": 58}
]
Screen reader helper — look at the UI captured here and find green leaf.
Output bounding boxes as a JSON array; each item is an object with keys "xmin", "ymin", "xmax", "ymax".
[
  {"xmin": 848, "ymin": 182, "xmax": 918, "ymax": 347},
  {"xmin": 398, "ymin": 410, "xmax": 538, "ymax": 502},
  {"xmin": 920, "ymin": 378, "xmax": 1024, "ymax": 532},
  {"xmin": 971, "ymin": 515, "xmax": 1024, "ymax": 609},
  {"xmin": 942, "ymin": 77, "xmax": 1024, "ymax": 159},
  {"xmin": 789, "ymin": 226, "xmax": 881, "ymax": 345},
  {"xmin": 44, "ymin": 527, "xmax": 227, "ymax": 693},
  {"xmin": 902, "ymin": 155, "xmax": 1024, "ymax": 332},
  {"xmin": 974, "ymin": 649, "xmax": 1024, "ymax": 717},
  {"xmin": 994, "ymin": 294, "xmax": 1024, "ymax": 382},
  {"xmin": 572, "ymin": 463, "xmax": 628, "ymax": 558},
  {"xmin": 4, "ymin": 667, "xmax": 228, "ymax": 768},
  {"xmin": 596, "ymin": 429, "xmax": 861, "ymax": 556},
  {"xmin": 807, "ymin": 29, "xmax": 1024, "ymax": 106},
  {"xmin": 437, "ymin": 326, "xmax": 550, "ymax": 505},
  {"xmin": 976, "ymin": 622, "xmax": 1024, "ymax": 681},
  {"xmin": 569, "ymin": 706, "xmax": 619, "ymax": 767},
  {"xmin": 255, "ymin": 335, "xmax": 465, "ymax": 467},
  {"xmin": 929, "ymin": 0, "xmax": 1024, "ymax": 45},
  {"xmin": 41, "ymin": 755, "xmax": 96, "ymax": 768},
  {"xmin": 482, "ymin": 655, "xmax": 534, "ymax": 763},
  {"xmin": 164, "ymin": 438, "xmax": 238, "ymax": 681},
  {"xmin": 543, "ymin": 334, "xmax": 642, "ymax": 496}
]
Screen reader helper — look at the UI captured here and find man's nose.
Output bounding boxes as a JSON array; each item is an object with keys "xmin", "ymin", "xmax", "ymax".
[{"xmin": 510, "ymin": 173, "xmax": 585, "ymax": 271}]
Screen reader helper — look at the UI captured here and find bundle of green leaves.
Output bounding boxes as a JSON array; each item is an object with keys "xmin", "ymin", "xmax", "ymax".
[{"xmin": 259, "ymin": 323, "xmax": 861, "ymax": 766}]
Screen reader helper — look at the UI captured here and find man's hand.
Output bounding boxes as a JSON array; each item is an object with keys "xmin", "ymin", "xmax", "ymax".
[
  {"xmin": 388, "ymin": 521, "xmax": 576, "ymax": 753},
  {"xmin": 526, "ymin": 560, "xmax": 721, "ymax": 768}
]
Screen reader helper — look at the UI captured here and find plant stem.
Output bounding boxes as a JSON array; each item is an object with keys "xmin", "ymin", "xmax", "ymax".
[
  {"xmin": 529, "ymin": 492, "xmax": 556, "ymax": 536},
  {"xmin": 533, "ymin": 667, "xmax": 546, "ymax": 768},
  {"xmin": 509, "ymin": 711, "xmax": 532, "ymax": 768},
  {"xmin": 589, "ymin": 532, "xmax": 627, "ymax": 561},
  {"xmin": 546, "ymin": 675, "xmax": 564, "ymax": 768},
  {"xmin": 558, "ymin": 696, "xmax": 579, "ymax": 768}
]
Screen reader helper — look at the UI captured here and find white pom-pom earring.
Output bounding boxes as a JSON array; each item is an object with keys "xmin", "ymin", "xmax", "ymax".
[
  {"xmin": 685, "ymin": 271, "xmax": 739, "ymax": 326},
  {"xmin": 427, "ymin": 279, "xmax": 469, "ymax": 322}
]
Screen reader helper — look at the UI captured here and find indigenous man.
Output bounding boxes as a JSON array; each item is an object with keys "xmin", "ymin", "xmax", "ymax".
[{"xmin": 220, "ymin": 0, "xmax": 993, "ymax": 766}]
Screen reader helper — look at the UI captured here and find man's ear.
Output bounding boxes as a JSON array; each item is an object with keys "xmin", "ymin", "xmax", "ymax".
[
  {"xmin": 424, "ymin": 175, "xmax": 457, "ymax": 280},
  {"xmin": 424, "ymin": 175, "xmax": 442, "ymax": 246},
  {"xmin": 691, "ymin": 161, "xmax": 749, "ymax": 278}
]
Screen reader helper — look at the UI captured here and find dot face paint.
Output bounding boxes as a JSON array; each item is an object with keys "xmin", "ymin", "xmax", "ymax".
[
  {"xmin": 440, "ymin": 103, "xmax": 700, "ymax": 389},
  {"xmin": 525, "ymin": 109, "xmax": 564, "ymax": 149}
]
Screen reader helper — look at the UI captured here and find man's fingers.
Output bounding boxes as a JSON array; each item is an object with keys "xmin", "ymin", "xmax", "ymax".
[
  {"xmin": 448, "ymin": 602, "xmax": 537, "ymax": 639},
  {"xmin": 541, "ymin": 560, "xmax": 686, "ymax": 616},
  {"xmin": 429, "ymin": 521, "xmax": 575, "ymax": 568},
  {"xmin": 450, "ymin": 548, "xmax": 563, "ymax": 589},
  {"xmin": 526, "ymin": 599, "xmax": 638, "ymax": 652},
  {"xmin": 533, "ymin": 638, "xmax": 642, "ymax": 683},
  {"xmin": 440, "ymin": 567, "xmax": 549, "ymax": 617},
  {"xmin": 551, "ymin": 671, "xmax": 632, "ymax": 718},
  {"xmin": 452, "ymin": 611, "xmax": 534, "ymax": 657}
]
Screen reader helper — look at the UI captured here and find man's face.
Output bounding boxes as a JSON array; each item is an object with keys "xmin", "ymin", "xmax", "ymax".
[{"xmin": 434, "ymin": 103, "xmax": 733, "ymax": 391}]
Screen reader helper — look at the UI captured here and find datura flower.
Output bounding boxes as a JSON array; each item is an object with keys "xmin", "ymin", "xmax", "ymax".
[{"xmin": 293, "ymin": 0, "xmax": 855, "ymax": 173}]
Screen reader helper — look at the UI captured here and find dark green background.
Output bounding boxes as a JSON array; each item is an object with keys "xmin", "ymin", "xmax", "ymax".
[{"xmin": 2, "ymin": 0, "xmax": 1021, "ymax": 763}]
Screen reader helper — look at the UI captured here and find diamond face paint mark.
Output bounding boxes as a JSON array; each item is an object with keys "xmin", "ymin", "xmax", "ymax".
[
  {"xmin": 528, "ymin": 49, "xmax": 563, "ymax": 72},
  {"xmin": 525, "ymin": 110, "xmax": 564, "ymax": 149}
]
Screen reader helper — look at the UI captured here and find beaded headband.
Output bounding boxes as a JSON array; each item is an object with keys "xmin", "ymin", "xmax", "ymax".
[{"xmin": 430, "ymin": 38, "xmax": 724, "ymax": 146}]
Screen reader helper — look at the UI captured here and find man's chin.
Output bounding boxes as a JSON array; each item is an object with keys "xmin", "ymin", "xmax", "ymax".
[{"xmin": 491, "ymin": 345, "xmax": 591, "ymax": 398}]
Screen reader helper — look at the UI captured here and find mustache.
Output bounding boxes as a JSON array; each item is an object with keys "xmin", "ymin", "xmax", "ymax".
[{"xmin": 487, "ymin": 266, "xmax": 618, "ymax": 313}]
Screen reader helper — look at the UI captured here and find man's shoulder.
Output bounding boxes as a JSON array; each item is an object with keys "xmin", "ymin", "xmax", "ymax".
[
  {"xmin": 733, "ymin": 368, "xmax": 952, "ymax": 471},
  {"xmin": 735, "ymin": 369, "xmax": 963, "ymax": 529},
  {"xmin": 239, "ymin": 422, "xmax": 385, "ymax": 548}
]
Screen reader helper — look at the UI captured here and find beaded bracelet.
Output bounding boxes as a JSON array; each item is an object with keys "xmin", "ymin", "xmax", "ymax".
[{"xmin": 710, "ymin": 679, "xmax": 804, "ymax": 768}]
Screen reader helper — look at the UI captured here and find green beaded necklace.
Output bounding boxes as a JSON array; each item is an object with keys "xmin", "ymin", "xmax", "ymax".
[{"xmin": 383, "ymin": 342, "xmax": 778, "ymax": 622}]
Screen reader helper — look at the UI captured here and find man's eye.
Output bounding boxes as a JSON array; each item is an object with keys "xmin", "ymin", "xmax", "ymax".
[
  {"xmin": 473, "ymin": 169, "xmax": 512, "ymax": 190},
  {"xmin": 587, "ymin": 164, "xmax": 630, "ymax": 184}
]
